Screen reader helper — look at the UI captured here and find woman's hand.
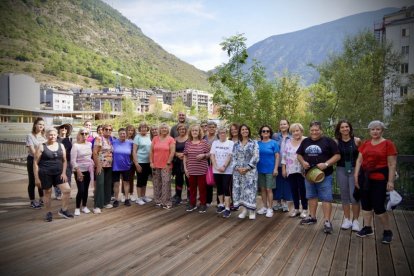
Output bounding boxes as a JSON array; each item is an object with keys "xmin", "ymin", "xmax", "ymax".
[
  {"xmin": 196, "ymin": 154, "xmax": 205, "ymax": 160},
  {"xmin": 135, "ymin": 163, "xmax": 142, "ymax": 173},
  {"xmin": 281, "ymin": 167, "xmax": 287, "ymax": 178},
  {"xmin": 60, "ymin": 173, "xmax": 68, "ymax": 182},
  {"xmin": 354, "ymin": 174, "xmax": 360, "ymax": 189},
  {"xmin": 95, "ymin": 165, "xmax": 102, "ymax": 175},
  {"xmin": 387, "ymin": 181, "xmax": 394, "ymax": 191},
  {"xmin": 176, "ymin": 153, "xmax": 184, "ymax": 160},
  {"xmin": 184, "ymin": 168, "xmax": 189, "ymax": 178},
  {"xmin": 77, "ymin": 170, "xmax": 84, "ymax": 181},
  {"xmin": 35, "ymin": 178, "xmax": 42, "ymax": 188}
]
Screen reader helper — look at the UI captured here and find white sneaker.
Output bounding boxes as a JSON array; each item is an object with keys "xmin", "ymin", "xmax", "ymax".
[
  {"xmin": 136, "ymin": 197, "xmax": 146, "ymax": 205},
  {"xmin": 352, "ymin": 220, "xmax": 360, "ymax": 232},
  {"xmin": 130, "ymin": 195, "xmax": 137, "ymax": 202},
  {"xmin": 120, "ymin": 194, "xmax": 126, "ymax": 203},
  {"xmin": 74, "ymin": 208, "xmax": 81, "ymax": 216},
  {"xmin": 257, "ymin": 207, "xmax": 267, "ymax": 215},
  {"xmin": 143, "ymin": 196, "xmax": 153, "ymax": 203},
  {"xmin": 249, "ymin": 210, "xmax": 256, "ymax": 220},
  {"xmin": 300, "ymin": 210, "xmax": 308, "ymax": 218},
  {"xmin": 289, "ymin": 209, "xmax": 300, "ymax": 217},
  {"xmin": 93, "ymin": 208, "xmax": 101, "ymax": 214},
  {"xmin": 238, "ymin": 208, "xmax": 247, "ymax": 219},
  {"xmin": 341, "ymin": 218, "xmax": 353, "ymax": 230},
  {"xmin": 104, "ymin": 204, "xmax": 113, "ymax": 209},
  {"xmin": 265, "ymin": 209, "xmax": 274, "ymax": 218},
  {"xmin": 82, "ymin": 207, "xmax": 91, "ymax": 214},
  {"xmin": 282, "ymin": 203, "xmax": 289, "ymax": 212}
]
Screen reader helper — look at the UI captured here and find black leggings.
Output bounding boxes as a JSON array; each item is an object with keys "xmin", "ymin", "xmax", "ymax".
[
  {"xmin": 361, "ymin": 179, "xmax": 387, "ymax": 215},
  {"xmin": 288, "ymin": 173, "xmax": 308, "ymax": 210},
  {"xmin": 27, "ymin": 155, "xmax": 43, "ymax": 201},
  {"xmin": 214, "ymin": 174, "xmax": 232, "ymax": 197},
  {"xmin": 75, "ymin": 171, "xmax": 91, "ymax": 208},
  {"xmin": 175, "ymin": 172, "xmax": 189, "ymax": 199}
]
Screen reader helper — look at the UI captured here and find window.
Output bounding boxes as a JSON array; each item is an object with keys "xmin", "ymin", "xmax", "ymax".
[
  {"xmin": 402, "ymin": 46, "xmax": 409, "ymax": 55},
  {"xmin": 401, "ymin": 63, "xmax": 409, "ymax": 74},
  {"xmin": 400, "ymin": 86, "xmax": 408, "ymax": 97},
  {"xmin": 402, "ymin": 28, "xmax": 409, "ymax": 37}
]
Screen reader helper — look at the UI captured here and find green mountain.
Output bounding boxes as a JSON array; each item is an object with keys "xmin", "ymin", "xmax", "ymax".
[{"xmin": 0, "ymin": 0, "xmax": 209, "ymax": 90}]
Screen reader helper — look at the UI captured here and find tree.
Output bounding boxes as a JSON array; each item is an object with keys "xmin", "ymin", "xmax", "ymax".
[
  {"xmin": 171, "ymin": 97, "xmax": 186, "ymax": 119},
  {"xmin": 102, "ymin": 100, "xmax": 112, "ymax": 120}
]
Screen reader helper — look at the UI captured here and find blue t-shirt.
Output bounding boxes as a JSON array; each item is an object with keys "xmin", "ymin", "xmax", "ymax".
[
  {"xmin": 133, "ymin": 134, "xmax": 151, "ymax": 163},
  {"xmin": 112, "ymin": 139, "xmax": 133, "ymax": 171},
  {"xmin": 257, "ymin": 140, "xmax": 279, "ymax": 174}
]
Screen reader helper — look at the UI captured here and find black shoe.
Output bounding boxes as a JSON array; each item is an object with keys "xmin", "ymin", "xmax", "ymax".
[
  {"xmin": 222, "ymin": 209, "xmax": 231, "ymax": 218},
  {"xmin": 323, "ymin": 221, "xmax": 333, "ymax": 234},
  {"xmin": 31, "ymin": 201, "xmax": 41, "ymax": 209},
  {"xmin": 382, "ymin": 230, "xmax": 393, "ymax": 244},
  {"xmin": 44, "ymin": 212, "xmax": 53, "ymax": 222},
  {"xmin": 124, "ymin": 199, "xmax": 131, "ymax": 206},
  {"xmin": 198, "ymin": 205, "xmax": 207, "ymax": 213},
  {"xmin": 216, "ymin": 205, "xmax": 225, "ymax": 213},
  {"xmin": 356, "ymin": 226, "xmax": 374, "ymax": 237},
  {"xmin": 58, "ymin": 209, "xmax": 74, "ymax": 219},
  {"xmin": 113, "ymin": 200, "xmax": 119, "ymax": 208},
  {"xmin": 300, "ymin": 216, "xmax": 317, "ymax": 225},
  {"xmin": 186, "ymin": 205, "xmax": 197, "ymax": 212},
  {"xmin": 39, "ymin": 199, "xmax": 44, "ymax": 206}
]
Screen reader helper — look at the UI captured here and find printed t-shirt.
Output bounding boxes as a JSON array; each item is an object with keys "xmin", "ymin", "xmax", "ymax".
[{"xmin": 210, "ymin": 139, "xmax": 234, "ymax": 174}]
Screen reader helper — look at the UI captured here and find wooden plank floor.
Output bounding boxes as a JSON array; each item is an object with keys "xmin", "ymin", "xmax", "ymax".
[{"xmin": 0, "ymin": 173, "xmax": 413, "ymax": 275}]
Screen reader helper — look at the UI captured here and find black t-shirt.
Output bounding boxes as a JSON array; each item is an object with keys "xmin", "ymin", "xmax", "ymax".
[{"xmin": 296, "ymin": 136, "xmax": 339, "ymax": 176}]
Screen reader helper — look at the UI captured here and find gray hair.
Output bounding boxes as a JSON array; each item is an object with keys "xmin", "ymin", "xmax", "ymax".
[
  {"xmin": 217, "ymin": 126, "xmax": 228, "ymax": 133},
  {"xmin": 207, "ymin": 120, "xmax": 217, "ymax": 127},
  {"xmin": 367, "ymin": 120, "xmax": 386, "ymax": 130}
]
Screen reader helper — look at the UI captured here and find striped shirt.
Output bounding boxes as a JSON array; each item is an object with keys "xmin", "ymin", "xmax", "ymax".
[{"xmin": 184, "ymin": 140, "xmax": 210, "ymax": 175}]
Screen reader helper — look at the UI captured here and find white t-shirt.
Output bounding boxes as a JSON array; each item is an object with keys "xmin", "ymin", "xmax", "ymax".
[{"xmin": 210, "ymin": 139, "xmax": 234, "ymax": 174}]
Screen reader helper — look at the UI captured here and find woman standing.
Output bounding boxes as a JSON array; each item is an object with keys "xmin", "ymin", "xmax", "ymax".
[
  {"xmin": 133, "ymin": 122, "xmax": 153, "ymax": 205},
  {"xmin": 354, "ymin": 120, "xmax": 397, "ymax": 244},
  {"xmin": 34, "ymin": 128, "xmax": 73, "ymax": 221},
  {"xmin": 256, "ymin": 125, "xmax": 279, "ymax": 218},
  {"xmin": 232, "ymin": 124, "xmax": 260, "ymax": 220},
  {"xmin": 335, "ymin": 120, "xmax": 361, "ymax": 231},
  {"xmin": 83, "ymin": 121, "xmax": 95, "ymax": 143},
  {"xmin": 150, "ymin": 125, "xmax": 159, "ymax": 140},
  {"xmin": 281, "ymin": 123, "xmax": 308, "ymax": 218},
  {"xmin": 272, "ymin": 119, "xmax": 292, "ymax": 212},
  {"xmin": 26, "ymin": 117, "xmax": 46, "ymax": 209},
  {"xmin": 210, "ymin": 126, "xmax": 234, "ymax": 218},
  {"xmin": 92, "ymin": 124, "xmax": 114, "ymax": 213},
  {"xmin": 150, "ymin": 123, "xmax": 175, "ymax": 209},
  {"xmin": 112, "ymin": 128, "xmax": 133, "ymax": 207},
  {"xmin": 56, "ymin": 124, "xmax": 73, "ymax": 199},
  {"xmin": 71, "ymin": 128, "xmax": 94, "ymax": 216},
  {"xmin": 229, "ymin": 123, "xmax": 240, "ymax": 211},
  {"xmin": 124, "ymin": 124, "xmax": 137, "ymax": 202},
  {"xmin": 184, "ymin": 124, "xmax": 210, "ymax": 213},
  {"xmin": 203, "ymin": 121, "xmax": 218, "ymax": 206},
  {"xmin": 172, "ymin": 123, "xmax": 189, "ymax": 205}
]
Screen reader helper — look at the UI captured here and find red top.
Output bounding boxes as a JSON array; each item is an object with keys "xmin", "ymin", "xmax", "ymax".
[
  {"xmin": 151, "ymin": 136, "xmax": 175, "ymax": 169},
  {"xmin": 359, "ymin": 139, "xmax": 397, "ymax": 180},
  {"xmin": 184, "ymin": 140, "xmax": 210, "ymax": 175}
]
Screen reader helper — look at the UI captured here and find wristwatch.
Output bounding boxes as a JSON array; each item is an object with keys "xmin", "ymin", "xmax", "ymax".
[{"xmin": 324, "ymin": 162, "xmax": 329, "ymax": 167}]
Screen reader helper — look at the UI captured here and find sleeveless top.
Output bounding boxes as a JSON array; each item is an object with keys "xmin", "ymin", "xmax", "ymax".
[
  {"xmin": 95, "ymin": 136, "xmax": 113, "ymax": 168},
  {"xmin": 39, "ymin": 142, "xmax": 63, "ymax": 174},
  {"xmin": 173, "ymin": 139, "xmax": 187, "ymax": 175},
  {"xmin": 337, "ymin": 138, "xmax": 358, "ymax": 167}
]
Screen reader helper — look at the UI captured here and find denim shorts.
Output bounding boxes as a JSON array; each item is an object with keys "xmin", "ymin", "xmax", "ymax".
[{"xmin": 305, "ymin": 174, "xmax": 333, "ymax": 202}]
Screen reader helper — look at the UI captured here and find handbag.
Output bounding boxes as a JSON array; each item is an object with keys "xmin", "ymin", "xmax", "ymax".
[{"xmin": 206, "ymin": 165, "xmax": 215, "ymax": 186}]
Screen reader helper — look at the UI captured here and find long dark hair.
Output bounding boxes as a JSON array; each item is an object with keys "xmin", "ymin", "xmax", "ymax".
[
  {"xmin": 31, "ymin": 117, "xmax": 45, "ymax": 136},
  {"xmin": 335, "ymin": 119, "xmax": 354, "ymax": 140},
  {"xmin": 259, "ymin": 125, "xmax": 273, "ymax": 140},
  {"xmin": 238, "ymin": 124, "xmax": 251, "ymax": 141}
]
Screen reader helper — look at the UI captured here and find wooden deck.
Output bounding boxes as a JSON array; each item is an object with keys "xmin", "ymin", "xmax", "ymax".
[{"xmin": 0, "ymin": 165, "xmax": 413, "ymax": 276}]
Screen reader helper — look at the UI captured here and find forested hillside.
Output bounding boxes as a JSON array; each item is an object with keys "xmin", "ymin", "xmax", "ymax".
[{"xmin": 0, "ymin": 0, "xmax": 210, "ymax": 90}]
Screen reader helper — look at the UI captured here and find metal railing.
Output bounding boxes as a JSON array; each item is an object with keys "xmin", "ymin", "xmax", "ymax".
[{"xmin": 0, "ymin": 139, "xmax": 27, "ymax": 164}]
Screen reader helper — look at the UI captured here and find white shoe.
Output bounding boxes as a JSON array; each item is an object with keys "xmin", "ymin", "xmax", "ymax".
[
  {"xmin": 249, "ymin": 210, "xmax": 256, "ymax": 220},
  {"xmin": 341, "ymin": 218, "xmax": 353, "ymax": 230},
  {"xmin": 74, "ymin": 208, "xmax": 81, "ymax": 216},
  {"xmin": 265, "ymin": 209, "xmax": 274, "ymax": 218},
  {"xmin": 257, "ymin": 207, "xmax": 267, "ymax": 215},
  {"xmin": 238, "ymin": 208, "xmax": 247, "ymax": 219},
  {"xmin": 120, "ymin": 194, "xmax": 126, "ymax": 203},
  {"xmin": 93, "ymin": 208, "xmax": 101, "ymax": 214},
  {"xmin": 282, "ymin": 204, "xmax": 289, "ymax": 212},
  {"xmin": 272, "ymin": 203, "xmax": 282, "ymax": 211},
  {"xmin": 82, "ymin": 207, "xmax": 91, "ymax": 214},
  {"xmin": 352, "ymin": 220, "xmax": 360, "ymax": 232},
  {"xmin": 136, "ymin": 197, "xmax": 145, "ymax": 205},
  {"xmin": 143, "ymin": 196, "xmax": 153, "ymax": 203},
  {"xmin": 130, "ymin": 195, "xmax": 137, "ymax": 202},
  {"xmin": 104, "ymin": 204, "xmax": 113, "ymax": 209},
  {"xmin": 300, "ymin": 210, "xmax": 308, "ymax": 218},
  {"xmin": 289, "ymin": 209, "xmax": 300, "ymax": 217}
]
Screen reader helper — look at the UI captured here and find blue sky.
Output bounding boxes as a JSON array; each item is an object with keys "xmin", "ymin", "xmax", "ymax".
[{"xmin": 103, "ymin": 0, "xmax": 413, "ymax": 71}]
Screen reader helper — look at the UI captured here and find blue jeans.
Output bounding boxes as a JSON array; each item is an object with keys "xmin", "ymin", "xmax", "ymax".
[{"xmin": 305, "ymin": 174, "xmax": 333, "ymax": 202}]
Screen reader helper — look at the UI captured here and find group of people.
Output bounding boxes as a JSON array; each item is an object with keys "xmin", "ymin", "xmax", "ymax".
[{"xmin": 26, "ymin": 114, "xmax": 398, "ymax": 244}]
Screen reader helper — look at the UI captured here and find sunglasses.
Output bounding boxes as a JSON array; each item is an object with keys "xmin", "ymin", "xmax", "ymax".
[
  {"xmin": 261, "ymin": 130, "xmax": 270, "ymax": 133},
  {"xmin": 80, "ymin": 133, "xmax": 88, "ymax": 135},
  {"xmin": 104, "ymin": 128, "xmax": 112, "ymax": 131}
]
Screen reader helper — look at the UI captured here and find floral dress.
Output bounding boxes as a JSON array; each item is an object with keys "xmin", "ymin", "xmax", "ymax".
[{"xmin": 231, "ymin": 138, "xmax": 260, "ymax": 210}]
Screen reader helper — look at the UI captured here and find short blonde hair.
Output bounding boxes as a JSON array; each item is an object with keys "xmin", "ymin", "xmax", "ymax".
[
  {"xmin": 290, "ymin": 123, "xmax": 304, "ymax": 133},
  {"xmin": 188, "ymin": 124, "xmax": 203, "ymax": 141},
  {"xmin": 158, "ymin": 122, "xmax": 170, "ymax": 133}
]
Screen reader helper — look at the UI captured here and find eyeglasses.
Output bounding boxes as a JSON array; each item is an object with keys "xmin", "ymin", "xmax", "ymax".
[
  {"xmin": 104, "ymin": 128, "xmax": 112, "ymax": 131},
  {"xmin": 81, "ymin": 133, "xmax": 88, "ymax": 135},
  {"xmin": 261, "ymin": 130, "xmax": 270, "ymax": 133}
]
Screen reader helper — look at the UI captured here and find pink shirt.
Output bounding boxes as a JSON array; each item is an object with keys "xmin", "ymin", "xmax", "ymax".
[{"xmin": 151, "ymin": 136, "xmax": 175, "ymax": 169}]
